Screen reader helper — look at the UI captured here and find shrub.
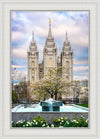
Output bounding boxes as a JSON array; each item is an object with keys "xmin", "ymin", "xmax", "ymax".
[
  {"xmin": 31, "ymin": 116, "xmax": 48, "ymax": 127},
  {"xmin": 53, "ymin": 117, "xmax": 72, "ymax": 127},
  {"xmin": 12, "ymin": 120, "xmax": 27, "ymax": 127},
  {"xmin": 71, "ymin": 116, "xmax": 88, "ymax": 127},
  {"xmin": 52, "ymin": 116, "xmax": 88, "ymax": 127},
  {"xmin": 32, "ymin": 116, "xmax": 46, "ymax": 123},
  {"xmin": 12, "ymin": 116, "xmax": 88, "ymax": 127},
  {"xmin": 12, "ymin": 116, "xmax": 49, "ymax": 127}
]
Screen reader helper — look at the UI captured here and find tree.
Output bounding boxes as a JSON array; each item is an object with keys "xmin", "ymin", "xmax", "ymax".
[
  {"xmin": 12, "ymin": 89, "xmax": 18, "ymax": 103},
  {"xmin": 29, "ymin": 67, "xmax": 72, "ymax": 100},
  {"xmin": 12, "ymin": 77, "xmax": 27, "ymax": 103},
  {"xmin": 18, "ymin": 80, "xmax": 27, "ymax": 103}
]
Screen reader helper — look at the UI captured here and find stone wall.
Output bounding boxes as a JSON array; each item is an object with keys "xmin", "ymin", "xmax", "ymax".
[{"xmin": 12, "ymin": 112, "xmax": 88, "ymax": 124}]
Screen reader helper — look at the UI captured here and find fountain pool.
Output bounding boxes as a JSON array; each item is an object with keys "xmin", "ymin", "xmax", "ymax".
[
  {"xmin": 12, "ymin": 103, "xmax": 88, "ymax": 112},
  {"xmin": 12, "ymin": 99, "xmax": 88, "ymax": 123}
]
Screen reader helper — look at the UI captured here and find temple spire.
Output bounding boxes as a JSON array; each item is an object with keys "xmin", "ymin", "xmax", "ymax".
[
  {"xmin": 32, "ymin": 30, "xmax": 34, "ymax": 42},
  {"xmin": 29, "ymin": 30, "xmax": 36, "ymax": 49},
  {"xmin": 48, "ymin": 19, "xmax": 52, "ymax": 39},
  {"xmin": 65, "ymin": 32, "xmax": 68, "ymax": 43}
]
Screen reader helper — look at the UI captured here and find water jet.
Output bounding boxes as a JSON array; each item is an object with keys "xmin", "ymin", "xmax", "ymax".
[{"xmin": 40, "ymin": 98, "xmax": 63, "ymax": 111}]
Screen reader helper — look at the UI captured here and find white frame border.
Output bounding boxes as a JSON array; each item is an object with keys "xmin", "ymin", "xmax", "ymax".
[{"xmin": 0, "ymin": 0, "xmax": 99, "ymax": 139}]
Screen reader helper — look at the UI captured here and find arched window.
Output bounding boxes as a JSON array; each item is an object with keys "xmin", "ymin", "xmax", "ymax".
[
  {"xmin": 32, "ymin": 69, "xmax": 34, "ymax": 75},
  {"xmin": 32, "ymin": 61, "xmax": 34, "ymax": 67},
  {"xmin": 49, "ymin": 58, "xmax": 52, "ymax": 67},
  {"xmin": 32, "ymin": 76, "xmax": 34, "ymax": 81},
  {"xmin": 66, "ymin": 61, "xmax": 69, "ymax": 68},
  {"xmin": 66, "ymin": 61, "xmax": 69, "ymax": 73}
]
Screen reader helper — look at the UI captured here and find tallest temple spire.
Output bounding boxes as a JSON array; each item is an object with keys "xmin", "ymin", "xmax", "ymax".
[
  {"xmin": 65, "ymin": 32, "xmax": 69, "ymax": 44},
  {"xmin": 48, "ymin": 19, "xmax": 52, "ymax": 39},
  {"xmin": 44, "ymin": 19, "xmax": 57, "ymax": 76},
  {"xmin": 32, "ymin": 30, "xmax": 34, "ymax": 42}
]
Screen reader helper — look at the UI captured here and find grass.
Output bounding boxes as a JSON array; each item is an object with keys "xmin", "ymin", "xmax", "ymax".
[{"xmin": 76, "ymin": 103, "xmax": 88, "ymax": 108}]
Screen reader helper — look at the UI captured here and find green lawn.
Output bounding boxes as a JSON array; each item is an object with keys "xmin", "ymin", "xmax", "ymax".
[{"xmin": 76, "ymin": 103, "xmax": 88, "ymax": 108}]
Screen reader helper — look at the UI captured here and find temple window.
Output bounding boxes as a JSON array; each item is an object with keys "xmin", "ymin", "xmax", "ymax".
[
  {"xmin": 32, "ymin": 76, "xmax": 34, "ymax": 81},
  {"xmin": 32, "ymin": 69, "xmax": 34, "ymax": 74},
  {"xmin": 49, "ymin": 58, "xmax": 52, "ymax": 67},
  {"xmin": 66, "ymin": 61, "xmax": 69, "ymax": 69},
  {"xmin": 32, "ymin": 61, "xmax": 34, "ymax": 67}
]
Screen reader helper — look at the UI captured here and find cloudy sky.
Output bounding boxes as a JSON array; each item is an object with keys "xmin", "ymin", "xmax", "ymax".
[{"xmin": 11, "ymin": 11, "xmax": 89, "ymax": 83}]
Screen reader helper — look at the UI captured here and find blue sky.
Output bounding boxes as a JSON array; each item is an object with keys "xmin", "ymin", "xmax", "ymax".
[{"xmin": 11, "ymin": 11, "xmax": 89, "ymax": 82}]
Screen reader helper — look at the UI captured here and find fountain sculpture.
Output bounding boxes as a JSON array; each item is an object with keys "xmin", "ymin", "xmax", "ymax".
[{"xmin": 40, "ymin": 98, "xmax": 62, "ymax": 111}]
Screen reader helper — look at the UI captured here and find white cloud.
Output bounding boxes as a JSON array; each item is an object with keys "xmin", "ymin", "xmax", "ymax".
[
  {"xmin": 73, "ymin": 66, "xmax": 88, "ymax": 72},
  {"xmin": 12, "ymin": 47, "xmax": 27, "ymax": 59},
  {"xmin": 35, "ymin": 27, "xmax": 48, "ymax": 38},
  {"xmin": 12, "ymin": 11, "xmax": 88, "ymax": 47},
  {"xmin": 73, "ymin": 59, "xmax": 88, "ymax": 65},
  {"xmin": 69, "ymin": 34, "xmax": 88, "ymax": 47},
  {"xmin": 12, "ymin": 31, "xmax": 25, "ymax": 41},
  {"xmin": 12, "ymin": 65, "xmax": 24, "ymax": 69},
  {"xmin": 34, "ymin": 22, "xmax": 88, "ymax": 47},
  {"xmin": 73, "ymin": 75, "xmax": 88, "ymax": 81}
]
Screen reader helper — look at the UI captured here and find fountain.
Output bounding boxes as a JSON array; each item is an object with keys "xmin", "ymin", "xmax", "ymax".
[
  {"xmin": 40, "ymin": 98, "xmax": 62, "ymax": 111},
  {"xmin": 12, "ymin": 99, "xmax": 88, "ymax": 122}
]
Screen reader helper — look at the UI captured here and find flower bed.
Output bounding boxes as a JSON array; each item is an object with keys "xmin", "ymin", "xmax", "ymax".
[{"xmin": 12, "ymin": 115, "xmax": 88, "ymax": 127}]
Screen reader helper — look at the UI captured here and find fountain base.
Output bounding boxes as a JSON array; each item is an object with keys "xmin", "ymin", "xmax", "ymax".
[{"xmin": 40, "ymin": 98, "xmax": 62, "ymax": 111}]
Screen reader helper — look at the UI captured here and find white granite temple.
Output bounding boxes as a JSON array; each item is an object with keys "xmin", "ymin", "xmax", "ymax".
[{"xmin": 27, "ymin": 20, "xmax": 73, "ymax": 83}]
